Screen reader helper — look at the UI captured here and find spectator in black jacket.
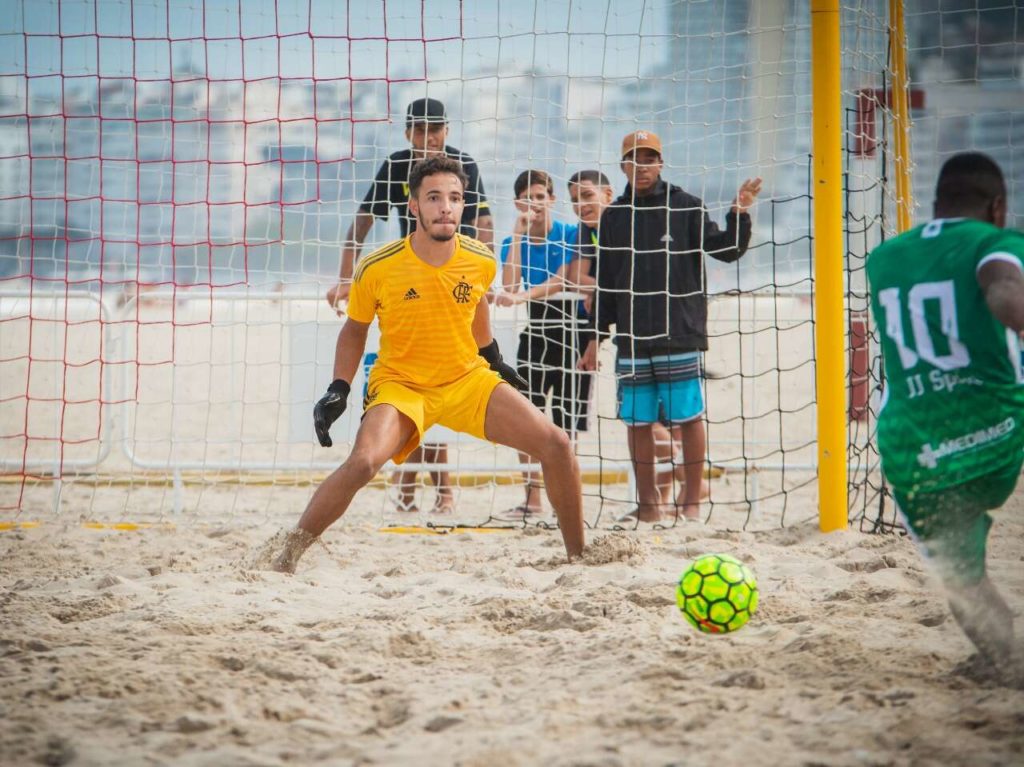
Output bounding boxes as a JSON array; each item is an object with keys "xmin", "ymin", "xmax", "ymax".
[{"xmin": 579, "ymin": 130, "xmax": 762, "ymax": 523}]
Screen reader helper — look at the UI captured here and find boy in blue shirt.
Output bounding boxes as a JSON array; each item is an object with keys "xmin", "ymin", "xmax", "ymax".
[{"xmin": 496, "ymin": 170, "xmax": 591, "ymax": 520}]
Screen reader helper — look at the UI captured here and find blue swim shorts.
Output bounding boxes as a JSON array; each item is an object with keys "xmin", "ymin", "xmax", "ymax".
[{"xmin": 616, "ymin": 351, "xmax": 704, "ymax": 426}]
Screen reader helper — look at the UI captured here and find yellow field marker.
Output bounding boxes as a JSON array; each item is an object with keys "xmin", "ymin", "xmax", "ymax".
[
  {"xmin": 0, "ymin": 521, "xmax": 41, "ymax": 531},
  {"xmin": 378, "ymin": 526, "xmax": 517, "ymax": 536}
]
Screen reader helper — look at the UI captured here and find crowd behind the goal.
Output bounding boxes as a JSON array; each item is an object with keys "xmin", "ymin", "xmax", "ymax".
[
  {"xmin": 266, "ymin": 96, "xmax": 1024, "ymax": 680},
  {"xmin": 324, "ymin": 97, "xmax": 761, "ymax": 525}
]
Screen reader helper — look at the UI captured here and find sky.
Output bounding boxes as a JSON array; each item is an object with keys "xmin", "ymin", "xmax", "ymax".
[
  {"xmin": 2, "ymin": 0, "xmax": 1021, "ymax": 279},
  {"xmin": 2, "ymin": 0, "xmax": 680, "ymax": 88}
]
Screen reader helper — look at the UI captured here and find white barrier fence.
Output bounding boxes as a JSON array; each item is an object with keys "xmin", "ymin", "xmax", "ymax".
[{"xmin": 1, "ymin": 288, "xmax": 837, "ymax": 506}]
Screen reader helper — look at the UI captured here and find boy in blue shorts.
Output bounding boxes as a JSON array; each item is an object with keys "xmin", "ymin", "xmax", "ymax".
[
  {"xmin": 579, "ymin": 131, "xmax": 761, "ymax": 522},
  {"xmin": 867, "ymin": 152, "xmax": 1024, "ymax": 670},
  {"xmin": 567, "ymin": 170, "xmax": 707, "ymax": 505}
]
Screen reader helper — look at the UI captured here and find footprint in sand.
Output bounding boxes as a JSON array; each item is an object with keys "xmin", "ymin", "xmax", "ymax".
[
  {"xmin": 480, "ymin": 599, "xmax": 601, "ymax": 634},
  {"xmin": 581, "ymin": 534, "xmax": 648, "ymax": 566},
  {"xmin": 529, "ymin": 533, "xmax": 647, "ymax": 570},
  {"xmin": 387, "ymin": 631, "xmax": 435, "ymax": 659}
]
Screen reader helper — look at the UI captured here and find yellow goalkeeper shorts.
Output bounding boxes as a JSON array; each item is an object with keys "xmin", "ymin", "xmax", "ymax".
[{"xmin": 364, "ymin": 365, "xmax": 505, "ymax": 464}]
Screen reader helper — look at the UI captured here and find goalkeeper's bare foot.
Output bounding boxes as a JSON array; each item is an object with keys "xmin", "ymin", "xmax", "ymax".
[{"xmin": 270, "ymin": 528, "xmax": 317, "ymax": 574}]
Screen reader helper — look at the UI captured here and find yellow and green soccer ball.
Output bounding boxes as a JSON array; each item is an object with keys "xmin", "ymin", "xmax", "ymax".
[{"xmin": 676, "ymin": 553, "xmax": 758, "ymax": 634}]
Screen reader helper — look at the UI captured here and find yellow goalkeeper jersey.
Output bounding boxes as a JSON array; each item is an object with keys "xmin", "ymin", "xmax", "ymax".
[{"xmin": 347, "ymin": 234, "xmax": 496, "ymax": 388}]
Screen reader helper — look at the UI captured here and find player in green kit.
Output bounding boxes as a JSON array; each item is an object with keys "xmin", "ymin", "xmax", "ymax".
[{"xmin": 867, "ymin": 152, "xmax": 1024, "ymax": 671}]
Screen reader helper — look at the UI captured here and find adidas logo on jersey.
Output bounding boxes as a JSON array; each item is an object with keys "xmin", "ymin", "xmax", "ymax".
[{"xmin": 403, "ymin": 288, "xmax": 420, "ymax": 300}]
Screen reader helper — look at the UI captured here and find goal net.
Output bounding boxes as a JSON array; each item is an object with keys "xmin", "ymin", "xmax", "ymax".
[{"xmin": 1, "ymin": 0, "xmax": 1019, "ymax": 530}]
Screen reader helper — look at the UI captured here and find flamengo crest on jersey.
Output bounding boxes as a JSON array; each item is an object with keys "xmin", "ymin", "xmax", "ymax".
[{"xmin": 347, "ymin": 235, "xmax": 497, "ymax": 389}]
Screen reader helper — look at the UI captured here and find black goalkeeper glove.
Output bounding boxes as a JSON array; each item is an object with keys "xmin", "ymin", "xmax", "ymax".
[
  {"xmin": 479, "ymin": 340, "xmax": 529, "ymax": 391},
  {"xmin": 313, "ymin": 379, "xmax": 351, "ymax": 447}
]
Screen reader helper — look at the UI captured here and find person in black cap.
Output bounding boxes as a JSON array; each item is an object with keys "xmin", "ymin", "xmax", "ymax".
[
  {"xmin": 326, "ymin": 97, "xmax": 494, "ymax": 515},
  {"xmin": 327, "ymin": 97, "xmax": 493, "ymax": 309}
]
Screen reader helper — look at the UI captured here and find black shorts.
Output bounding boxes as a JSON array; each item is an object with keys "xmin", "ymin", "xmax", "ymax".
[{"xmin": 516, "ymin": 319, "xmax": 592, "ymax": 434}]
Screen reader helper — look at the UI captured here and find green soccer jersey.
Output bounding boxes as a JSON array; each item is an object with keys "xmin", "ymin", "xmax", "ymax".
[{"xmin": 866, "ymin": 218, "xmax": 1024, "ymax": 494}]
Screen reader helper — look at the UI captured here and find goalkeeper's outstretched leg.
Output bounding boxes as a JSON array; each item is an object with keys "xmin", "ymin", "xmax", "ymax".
[
  {"xmin": 481, "ymin": 383, "xmax": 585, "ymax": 559},
  {"xmin": 269, "ymin": 379, "xmax": 585, "ymax": 573},
  {"xmin": 270, "ymin": 403, "xmax": 418, "ymax": 573}
]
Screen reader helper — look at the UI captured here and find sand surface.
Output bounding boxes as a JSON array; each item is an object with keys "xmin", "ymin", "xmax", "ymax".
[{"xmin": 2, "ymin": 487, "xmax": 1023, "ymax": 767}]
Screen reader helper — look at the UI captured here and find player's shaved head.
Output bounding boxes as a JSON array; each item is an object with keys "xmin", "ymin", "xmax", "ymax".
[{"xmin": 934, "ymin": 152, "xmax": 1007, "ymax": 226}]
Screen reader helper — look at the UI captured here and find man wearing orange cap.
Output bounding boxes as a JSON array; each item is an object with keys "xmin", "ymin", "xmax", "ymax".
[{"xmin": 579, "ymin": 130, "xmax": 762, "ymax": 524}]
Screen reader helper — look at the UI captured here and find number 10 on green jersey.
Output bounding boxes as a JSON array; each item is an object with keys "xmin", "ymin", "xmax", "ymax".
[{"xmin": 866, "ymin": 218, "xmax": 1024, "ymax": 492}]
